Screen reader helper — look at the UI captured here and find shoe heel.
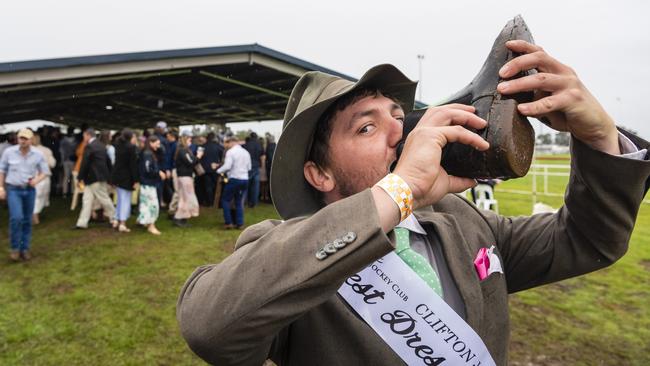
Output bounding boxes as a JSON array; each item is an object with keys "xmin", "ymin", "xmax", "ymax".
[{"xmin": 484, "ymin": 98, "xmax": 535, "ymax": 178}]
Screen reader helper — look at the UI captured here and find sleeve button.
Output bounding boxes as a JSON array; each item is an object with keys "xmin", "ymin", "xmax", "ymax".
[
  {"xmin": 333, "ymin": 239, "xmax": 346, "ymax": 249},
  {"xmin": 324, "ymin": 243, "xmax": 337, "ymax": 254},
  {"xmin": 342, "ymin": 232, "xmax": 357, "ymax": 243}
]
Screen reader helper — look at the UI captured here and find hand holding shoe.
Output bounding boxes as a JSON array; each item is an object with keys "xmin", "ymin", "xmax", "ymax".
[
  {"xmin": 393, "ymin": 104, "xmax": 490, "ymax": 210},
  {"xmin": 498, "ymin": 40, "xmax": 620, "ymax": 155}
]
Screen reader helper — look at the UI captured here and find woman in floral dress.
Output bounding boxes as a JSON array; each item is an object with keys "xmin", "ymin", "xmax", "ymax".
[{"xmin": 137, "ymin": 135, "xmax": 165, "ymax": 235}]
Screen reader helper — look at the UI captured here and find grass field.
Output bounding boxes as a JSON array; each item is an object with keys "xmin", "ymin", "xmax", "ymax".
[{"xmin": 1, "ymin": 165, "xmax": 648, "ymax": 365}]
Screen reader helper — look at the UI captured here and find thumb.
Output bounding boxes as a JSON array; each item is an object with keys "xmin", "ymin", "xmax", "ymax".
[{"xmin": 447, "ymin": 176, "xmax": 477, "ymax": 194}]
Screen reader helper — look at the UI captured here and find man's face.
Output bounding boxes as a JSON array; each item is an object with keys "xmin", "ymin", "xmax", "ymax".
[
  {"xmin": 324, "ymin": 94, "xmax": 405, "ymax": 199},
  {"xmin": 18, "ymin": 136, "xmax": 31, "ymax": 149}
]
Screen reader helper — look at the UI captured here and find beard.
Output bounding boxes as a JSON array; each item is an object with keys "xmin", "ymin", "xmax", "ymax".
[{"xmin": 331, "ymin": 163, "xmax": 389, "ymax": 199}]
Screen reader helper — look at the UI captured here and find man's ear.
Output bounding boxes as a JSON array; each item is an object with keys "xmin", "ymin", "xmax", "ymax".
[{"xmin": 304, "ymin": 161, "xmax": 335, "ymax": 193}]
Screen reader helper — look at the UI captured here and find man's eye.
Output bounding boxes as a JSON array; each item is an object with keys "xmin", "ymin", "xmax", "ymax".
[
  {"xmin": 359, "ymin": 124, "xmax": 375, "ymax": 134},
  {"xmin": 395, "ymin": 116, "xmax": 405, "ymax": 123}
]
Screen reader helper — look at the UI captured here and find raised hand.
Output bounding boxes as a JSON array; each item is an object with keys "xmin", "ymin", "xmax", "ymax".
[
  {"xmin": 497, "ymin": 40, "xmax": 620, "ymax": 155},
  {"xmin": 393, "ymin": 104, "xmax": 489, "ymax": 209}
]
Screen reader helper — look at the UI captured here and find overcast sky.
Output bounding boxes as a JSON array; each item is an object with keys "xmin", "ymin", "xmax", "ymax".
[{"xmin": 2, "ymin": 0, "xmax": 649, "ymax": 138}]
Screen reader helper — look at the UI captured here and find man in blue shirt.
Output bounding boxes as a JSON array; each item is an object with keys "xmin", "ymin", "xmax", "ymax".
[{"xmin": 0, "ymin": 129, "xmax": 50, "ymax": 261}]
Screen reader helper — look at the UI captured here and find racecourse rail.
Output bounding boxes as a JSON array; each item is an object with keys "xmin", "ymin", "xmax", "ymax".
[{"xmin": 498, "ymin": 164, "xmax": 650, "ymax": 205}]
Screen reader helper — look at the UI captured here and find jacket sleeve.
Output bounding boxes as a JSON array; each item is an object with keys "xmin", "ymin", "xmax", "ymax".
[
  {"xmin": 139, "ymin": 152, "xmax": 155, "ymax": 180},
  {"xmin": 129, "ymin": 146, "xmax": 139, "ymax": 183},
  {"xmin": 177, "ymin": 189, "xmax": 395, "ymax": 365},
  {"xmin": 216, "ymin": 150, "xmax": 232, "ymax": 174},
  {"xmin": 484, "ymin": 134, "xmax": 650, "ymax": 293},
  {"xmin": 77, "ymin": 145, "xmax": 92, "ymax": 182},
  {"xmin": 185, "ymin": 151, "xmax": 197, "ymax": 166},
  {"xmin": 175, "ymin": 148, "xmax": 194, "ymax": 169},
  {"xmin": 105, "ymin": 149, "xmax": 113, "ymax": 175}
]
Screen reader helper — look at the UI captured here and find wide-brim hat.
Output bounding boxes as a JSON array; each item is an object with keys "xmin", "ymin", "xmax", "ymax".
[{"xmin": 271, "ymin": 64, "xmax": 418, "ymax": 220}]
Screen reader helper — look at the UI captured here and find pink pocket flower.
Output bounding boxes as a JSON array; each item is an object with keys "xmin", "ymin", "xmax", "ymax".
[{"xmin": 473, "ymin": 247, "xmax": 491, "ymax": 281}]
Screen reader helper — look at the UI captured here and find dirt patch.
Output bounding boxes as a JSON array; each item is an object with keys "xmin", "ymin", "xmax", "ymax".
[
  {"xmin": 640, "ymin": 259, "xmax": 650, "ymax": 271},
  {"xmin": 550, "ymin": 279, "xmax": 583, "ymax": 293},
  {"xmin": 53, "ymin": 282, "xmax": 75, "ymax": 294}
]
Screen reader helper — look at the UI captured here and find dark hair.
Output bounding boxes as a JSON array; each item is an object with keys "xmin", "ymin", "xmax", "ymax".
[
  {"xmin": 144, "ymin": 135, "xmax": 160, "ymax": 160},
  {"xmin": 99, "ymin": 130, "xmax": 111, "ymax": 145},
  {"xmin": 84, "ymin": 128, "xmax": 95, "ymax": 137},
  {"xmin": 307, "ymin": 88, "xmax": 402, "ymax": 169},
  {"xmin": 7, "ymin": 132, "xmax": 17, "ymax": 145},
  {"xmin": 119, "ymin": 128, "xmax": 135, "ymax": 144}
]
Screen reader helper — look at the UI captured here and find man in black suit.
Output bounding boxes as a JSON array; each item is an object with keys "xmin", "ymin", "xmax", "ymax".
[
  {"xmin": 75, "ymin": 128, "xmax": 115, "ymax": 229},
  {"xmin": 199, "ymin": 132, "xmax": 224, "ymax": 206}
]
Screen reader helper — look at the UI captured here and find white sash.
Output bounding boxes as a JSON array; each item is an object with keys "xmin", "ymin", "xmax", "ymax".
[{"xmin": 338, "ymin": 252, "xmax": 495, "ymax": 366}]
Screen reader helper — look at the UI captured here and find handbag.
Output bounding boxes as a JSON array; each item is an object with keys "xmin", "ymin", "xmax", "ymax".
[{"xmin": 194, "ymin": 163, "xmax": 206, "ymax": 176}]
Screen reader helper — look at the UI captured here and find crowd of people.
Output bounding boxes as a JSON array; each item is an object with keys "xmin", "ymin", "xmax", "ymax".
[{"xmin": 0, "ymin": 122, "xmax": 276, "ymax": 262}]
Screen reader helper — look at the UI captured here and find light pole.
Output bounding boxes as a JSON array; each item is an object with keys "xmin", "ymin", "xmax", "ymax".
[{"xmin": 417, "ymin": 54, "xmax": 425, "ymax": 101}]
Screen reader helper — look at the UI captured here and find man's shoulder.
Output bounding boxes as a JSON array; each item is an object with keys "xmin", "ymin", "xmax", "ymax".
[
  {"xmin": 4, "ymin": 145, "xmax": 19, "ymax": 155},
  {"xmin": 432, "ymin": 193, "xmax": 474, "ymax": 210},
  {"xmin": 89, "ymin": 140, "xmax": 103, "ymax": 151},
  {"xmin": 235, "ymin": 218, "xmax": 284, "ymax": 249},
  {"xmin": 235, "ymin": 144, "xmax": 250, "ymax": 156}
]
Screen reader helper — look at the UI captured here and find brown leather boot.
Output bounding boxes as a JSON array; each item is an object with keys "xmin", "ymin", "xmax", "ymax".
[{"xmin": 400, "ymin": 15, "xmax": 536, "ymax": 179}]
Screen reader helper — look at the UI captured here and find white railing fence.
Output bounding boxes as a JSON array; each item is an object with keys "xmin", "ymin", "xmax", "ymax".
[{"xmin": 498, "ymin": 164, "xmax": 650, "ymax": 205}]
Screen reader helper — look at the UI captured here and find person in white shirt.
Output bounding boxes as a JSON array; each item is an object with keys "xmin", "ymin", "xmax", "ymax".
[
  {"xmin": 217, "ymin": 135, "xmax": 251, "ymax": 229},
  {"xmin": 31, "ymin": 134, "xmax": 57, "ymax": 224}
]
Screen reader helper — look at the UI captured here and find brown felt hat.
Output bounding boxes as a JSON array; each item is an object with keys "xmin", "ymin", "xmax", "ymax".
[{"xmin": 270, "ymin": 64, "xmax": 417, "ymax": 219}]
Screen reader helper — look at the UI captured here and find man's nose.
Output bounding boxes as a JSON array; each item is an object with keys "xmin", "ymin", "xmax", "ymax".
[{"xmin": 386, "ymin": 116, "xmax": 403, "ymax": 148}]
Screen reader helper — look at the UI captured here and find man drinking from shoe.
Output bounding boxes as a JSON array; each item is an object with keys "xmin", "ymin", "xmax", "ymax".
[
  {"xmin": 0, "ymin": 128, "xmax": 50, "ymax": 262},
  {"xmin": 178, "ymin": 39, "xmax": 650, "ymax": 365}
]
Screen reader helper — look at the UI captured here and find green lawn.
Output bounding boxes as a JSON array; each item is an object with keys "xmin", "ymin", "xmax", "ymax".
[{"xmin": 1, "ymin": 172, "xmax": 648, "ymax": 365}]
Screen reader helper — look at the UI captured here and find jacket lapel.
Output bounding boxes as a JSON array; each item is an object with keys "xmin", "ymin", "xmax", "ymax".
[{"xmin": 414, "ymin": 207, "xmax": 483, "ymax": 331}]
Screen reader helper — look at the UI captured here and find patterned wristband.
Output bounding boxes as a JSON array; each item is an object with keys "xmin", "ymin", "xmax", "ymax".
[{"xmin": 375, "ymin": 173, "xmax": 413, "ymax": 222}]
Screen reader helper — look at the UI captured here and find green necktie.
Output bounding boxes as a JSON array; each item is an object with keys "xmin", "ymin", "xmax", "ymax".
[{"xmin": 394, "ymin": 227, "xmax": 444, "ymax": 297}]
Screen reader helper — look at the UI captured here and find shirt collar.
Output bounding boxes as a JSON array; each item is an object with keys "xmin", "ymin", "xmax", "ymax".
[
  {"xmin": 396, "ymin": 213, "xmax": 427, "ymax": 234},
  {"xmin": 18, "ymin": 146, "xmax": 33, "ymax": 156}
]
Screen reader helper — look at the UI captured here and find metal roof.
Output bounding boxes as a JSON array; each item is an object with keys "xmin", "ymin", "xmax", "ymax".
[{"xmin": 0, "ymin": 44, "xmax": 425, "ymax": 129}]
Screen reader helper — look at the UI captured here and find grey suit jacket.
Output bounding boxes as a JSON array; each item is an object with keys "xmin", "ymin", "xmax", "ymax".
[{"xmin": 177, "ymin": 135, "xmax": 650, "ymax": 365}]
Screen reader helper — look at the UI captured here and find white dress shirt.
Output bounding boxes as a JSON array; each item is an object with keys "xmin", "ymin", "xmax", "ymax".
[{"xmin": 217, "ymin": 144, "xmax": 252, "ymax": 180}]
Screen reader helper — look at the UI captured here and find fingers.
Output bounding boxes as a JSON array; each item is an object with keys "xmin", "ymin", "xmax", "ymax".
[
  {"xmin": 442, "ymin": 103, "xmax": 476, "ymax": 113},
  {"xmin": 498, "ymin": 72, "xmax": 569, "ymax": 95},
  {"xmin": 499, "ymin": 51, "xmax": 560, "ymax": 77},
  {"xmin": 504, "ymin": 39, "xmax": 543, "ymax": 54},
  {"xmin": 517, "ymin": 94, "xmax": 571, "ymax": 117},
  {"xmin": 447, "ymin": 176, "xmax": 478, "ymax": 194},
  {"xmin": 432, "ymin": 125, "xmax": 490, "ymax": 151},
  {"xmin": 421, "ymin": 106, "xmax": 487, "ymax": 130},
  {"xmin": 500, "ymin": 40, "xmax": 573, "ymax": 79}
]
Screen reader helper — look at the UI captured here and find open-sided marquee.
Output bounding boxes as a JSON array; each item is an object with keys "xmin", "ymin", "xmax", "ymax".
[{"xmin": 0, "ymin": 44, "xmax": 358, "ymax": 130}]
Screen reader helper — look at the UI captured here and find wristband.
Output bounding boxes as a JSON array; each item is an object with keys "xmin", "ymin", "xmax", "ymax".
[{"xmin": 375, "ymin": 173, "xmax": 413, "ymax": 222}]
